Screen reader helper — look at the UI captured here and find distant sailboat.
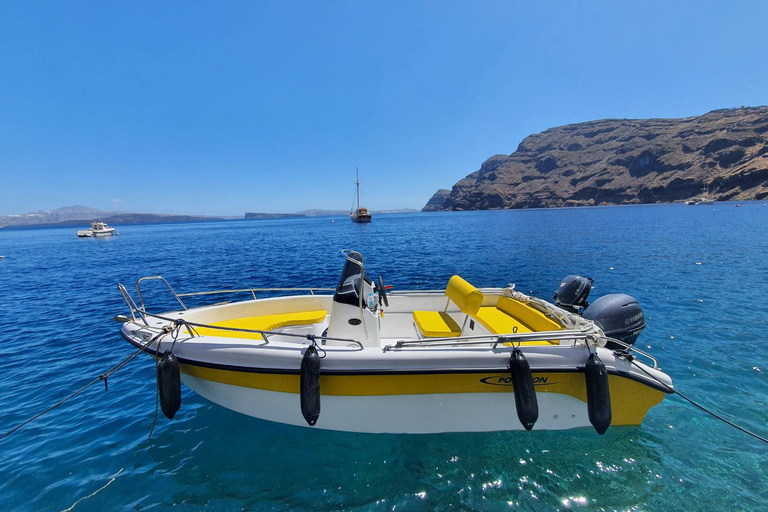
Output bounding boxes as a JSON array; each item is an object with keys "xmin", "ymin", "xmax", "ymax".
[
  {"xmin": 350, "ymin": 168, "xmax": 372, "ymax": 223},
  {"xmin": 686, "ymin": 184, "xmax": 714, "ymax": 205}
]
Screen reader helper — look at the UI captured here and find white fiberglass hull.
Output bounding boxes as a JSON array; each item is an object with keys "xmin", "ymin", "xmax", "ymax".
[
  {"xmin": 121, "ymin": 322, "xmax": 671, "ymax": 434},
  {"xmin": 78, "ymin": 229, "xmax": 115, "ymax": 237},
  {"xmin": 183, "ymin": 374, "xmax": 598, "ymax": 433}
]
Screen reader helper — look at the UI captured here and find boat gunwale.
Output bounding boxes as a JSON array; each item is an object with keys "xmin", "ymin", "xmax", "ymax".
[
  {"xmin": 118, "ymin": 279, "xmax": 661, "ymax": 375},
  {"xmin": 120, "ymin": 328, "xmax": 673, "ymax": 394}
]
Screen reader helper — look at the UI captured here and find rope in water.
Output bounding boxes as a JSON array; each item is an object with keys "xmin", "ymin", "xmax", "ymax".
[
  {"xmin": 630, "ymin": 359, "xmax": 768, "ymax": 445},
  {"xmin": 0, "ymin": 329, "xmax": 167, "ymax": 441},
  {"xmin": 3, "ymin": 325, "xmax": 766, "ymax": 445}
]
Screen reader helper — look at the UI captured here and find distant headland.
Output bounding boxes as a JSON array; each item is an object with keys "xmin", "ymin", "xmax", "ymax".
[{"xmin": 424, "ymin": 106, "xmax": 768, "ymax": 211}]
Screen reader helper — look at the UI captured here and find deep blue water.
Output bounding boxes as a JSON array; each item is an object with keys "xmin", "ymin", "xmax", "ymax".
[{"xmin": 1, "ymin": 204, "xmax": 767, "ymax": 511}]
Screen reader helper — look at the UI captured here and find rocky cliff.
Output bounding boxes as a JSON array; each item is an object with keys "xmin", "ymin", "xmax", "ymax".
[
  {"xmin": 425, "ymin": 107, "xmax": 768, "ymax": 211},
  {"xmin": 421, "ymin": 189, "xmax": 451, "ymax": 211}
]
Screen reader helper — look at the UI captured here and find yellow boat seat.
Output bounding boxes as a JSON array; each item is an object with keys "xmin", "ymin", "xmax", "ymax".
[
  {"xmin": 413, "ymin": 275, "xmax": 483, "ymax": 338},
  {"xmin": 444, "ymin": 275, "xmax": 484, "ymax": 316},
  {"xmin": 475, "ymin": 296, "xmax": 562, "ymax": 345},
  {"xmin": 194, "ymin": 310, "xmax": 327, "ymax": 340},
  {"xmin": 412, "ymin": 311, "xmax": 461, "ymax": 338},
  {"xmin": 474, "ymin": 306, "xmax": 532, "ymax": 334},
  {"xmin": 496, "ymin": 296, "xmax": 562, "ymax": 331}
]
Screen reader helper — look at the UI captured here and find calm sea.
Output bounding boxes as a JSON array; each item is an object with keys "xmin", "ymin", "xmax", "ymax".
[{"xmin": 1, "ymin": 204, "xmax": 767, "ymax": 511}]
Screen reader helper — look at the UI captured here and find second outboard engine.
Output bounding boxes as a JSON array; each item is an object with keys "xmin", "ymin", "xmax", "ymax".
[
  {"xmin": 583, "ymin": 294, "xmax": 646, "ymax": 350},
  {"xmin": 553, "ymin": 275, "xmax": 593, "ymax": 313}
]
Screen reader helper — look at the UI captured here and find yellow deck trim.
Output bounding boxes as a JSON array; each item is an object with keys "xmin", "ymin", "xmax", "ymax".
[
  {"xmin": 194, "ymin": 310, "xmax": 327, "ymax": 340},
  {"xmin": 412, "ymin": 311, "xmax": 461, "ymax": 337}
]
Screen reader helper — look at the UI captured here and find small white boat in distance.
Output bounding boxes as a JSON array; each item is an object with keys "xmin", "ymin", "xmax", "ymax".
[{"xmin": 77, "ymin": 222, "xmax": 117, "ymax": 238}]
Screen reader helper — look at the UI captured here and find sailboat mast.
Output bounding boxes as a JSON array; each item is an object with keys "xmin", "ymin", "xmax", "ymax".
[{"xmin": 356, "ymin": 167, "xmax": 360, "ymax": 208}]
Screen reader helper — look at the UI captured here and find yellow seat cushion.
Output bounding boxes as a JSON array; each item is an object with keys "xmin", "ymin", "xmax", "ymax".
[
  {"xmin": 446, "ymin": 275, "xmax": 484, "ymax": 315},
  {"xmin": 194, "ymin": 310, "xmax": 327, "ymax": 340},
  {"xmin": 475, "ymin": 306, "xmax": 533, "ymax": 335},
  {"xmin": 496, "ymin": 297, "xmax": 562, "ymax": 331},
  {"xmin": 474, "ymin": 298, "xmax": 561, "ymax": 346},
  {"xmin": 413, "ymin": 311, "xmax": 461, "ymax": 338}
]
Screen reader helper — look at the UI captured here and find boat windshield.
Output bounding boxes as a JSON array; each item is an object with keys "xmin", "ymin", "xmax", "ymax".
[{"xmin": 334, "ymin": 250, "xmax": 371, "ymax": 306}]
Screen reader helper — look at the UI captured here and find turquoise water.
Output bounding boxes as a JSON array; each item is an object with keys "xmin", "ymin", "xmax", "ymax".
[{"xmin": 1, "ymin": 205, "xmax": 767, "ymax": 511}]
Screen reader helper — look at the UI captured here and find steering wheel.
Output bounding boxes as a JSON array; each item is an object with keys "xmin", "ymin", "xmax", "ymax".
[{"xmin": 377, "ymin": 276, "xmax": 389, "ymax": 307}]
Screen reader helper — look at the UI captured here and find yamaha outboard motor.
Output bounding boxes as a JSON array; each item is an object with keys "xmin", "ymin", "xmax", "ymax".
[
  {"xmin": 583, "ymin": 294, "xmax": 645, "ymax": 350},
  {"xmin": 553, "ymin": 275, "xmax": 593, "ymax": 313}
]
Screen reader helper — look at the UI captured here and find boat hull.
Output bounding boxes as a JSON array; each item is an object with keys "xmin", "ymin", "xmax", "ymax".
[
  {"xmin": 174, "ymin": 357, "xmax": 667, "ymax": 433},
  {"xmin": 350, "ymin": 211, "xmax": 372, "ymax": 223},
  {"xmin": 184, "ymin": 374, "xmax": 594, "ymax": 433},
  {"xmin": 118, "ymin": 282, "xmax": 672, "ymax": 434},
  {"xmin": 78, "ymin": 229, "xmax": 116, "ymax": 237}
]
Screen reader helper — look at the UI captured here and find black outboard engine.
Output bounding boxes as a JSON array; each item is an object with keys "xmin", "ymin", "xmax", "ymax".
[
  {"xmin": 583, "ymin": 294, "xmax": 646, "ymax": 350},
  {"xmin": 553, "ymin": 275, "xmax": 593, "ymax": 313}
]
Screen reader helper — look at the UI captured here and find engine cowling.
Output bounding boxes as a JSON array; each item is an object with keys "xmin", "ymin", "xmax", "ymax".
[
  {"xmin": 553, "ymin": 275, "xmax": 593, "ymax": 313},
  {"xmin": 583, "ymin": 293, "xmax": 645, "ymax": 349}
]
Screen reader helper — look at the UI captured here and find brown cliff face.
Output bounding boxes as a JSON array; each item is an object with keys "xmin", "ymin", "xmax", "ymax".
[
  {"xmin": 426, "ymin": 107, "xmax": 768, "ymax": 211},
  {"xmin": 421, "ymin": 189, "xmax": 451, "ymax": 211}
]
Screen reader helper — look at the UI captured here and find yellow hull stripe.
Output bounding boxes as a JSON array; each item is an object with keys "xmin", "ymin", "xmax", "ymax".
[{"xmin": 180, "ymin": 364, "xmax": 666, "ymax": 426}]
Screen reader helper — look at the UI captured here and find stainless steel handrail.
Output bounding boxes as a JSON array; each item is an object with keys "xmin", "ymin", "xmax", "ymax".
[
  {"xmin": 126, "ymin": 274, "xmax": 335, "ymax": 323},
  {"xmin": 119, "ymin": 273, "xmax": 654, "ymax": 363},
  {"xmin": 176, "ymin": 287, "xmax": 336, "ymax": 299},
  {"xmin": 603, "ymin": 337, "xmax": 659, "ymax": 369},
  {"xmin": 136, "ymin": 276, "xmax": 187, "ymax": 311},
  {"xmin": 133, "ymin": 310, "xmax": 364, "ymax": 350},
  {"xmin": 117, "ymin": 283, "xmax": 149, "ymax": 325},
  {"xmin": 384, "ymin": 329, "xmax": 589, "ymax": 351}
]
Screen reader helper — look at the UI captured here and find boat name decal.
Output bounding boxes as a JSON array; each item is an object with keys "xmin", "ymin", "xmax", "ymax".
[{"xmin": 479, "ymin": 375, "xmax": 553, "ymax": 386}]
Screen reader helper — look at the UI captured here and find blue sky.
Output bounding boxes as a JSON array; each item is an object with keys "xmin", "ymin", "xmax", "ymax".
[{"xmin": 1, "ymin": 1, "xmax": 766, "ymax": 216}]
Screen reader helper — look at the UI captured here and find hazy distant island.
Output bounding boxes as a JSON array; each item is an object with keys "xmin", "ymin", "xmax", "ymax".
[
  {"xmin": 0, "ymin": 205, "xmax": 420, "ymax": 229},
  {"xmin": 246, "ymin": 209, "xmax": 419, "ymax": 220},
  {"xmin": 245, "ymin": 212, "xmax": 308, "ymax": 220},
  {"xmin": 0, "ymin": 206, "xmax": 225, "ymax": 228},
  {"xmin": 245, "ymin": 209, "xmax": 349, "ymax": 219},
  {"xmin": 424, "ymin": 106, "xmax": 768, "ymax": 211}
]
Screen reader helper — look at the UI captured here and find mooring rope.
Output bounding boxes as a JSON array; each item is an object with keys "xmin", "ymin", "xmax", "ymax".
[
  {"xmin": 5, "ymin": 324, "xmax": 766, "ymax": 446},
  {"xmin": 630, "ymin": 359, "xmax": 768, "ymax": 445},
  {"xmin": 0, "ymin": 329, "xmax": 168, "ymax": 441}
]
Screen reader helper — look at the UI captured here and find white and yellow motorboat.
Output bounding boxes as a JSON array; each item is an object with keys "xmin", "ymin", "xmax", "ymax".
[{"xmin": 116, "ymin": 250, "xmax": 672, "ymax": 434}]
